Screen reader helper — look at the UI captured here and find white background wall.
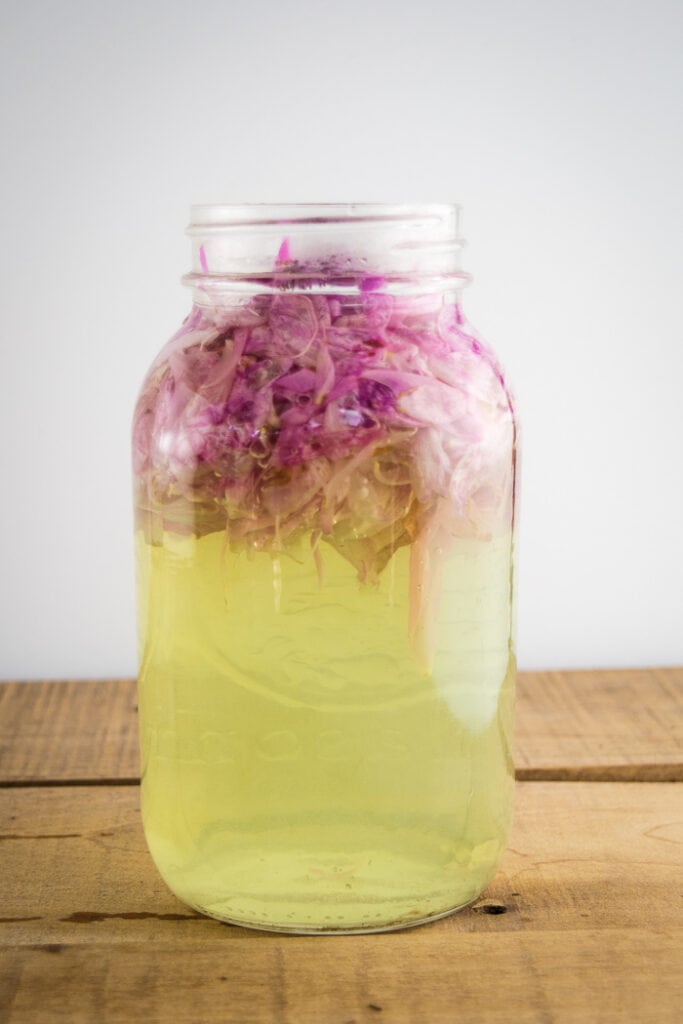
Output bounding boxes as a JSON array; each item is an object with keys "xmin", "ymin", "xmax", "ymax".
[{"xmin": 1, "ymin": 0, "xmax": 681, "ymax": 679}]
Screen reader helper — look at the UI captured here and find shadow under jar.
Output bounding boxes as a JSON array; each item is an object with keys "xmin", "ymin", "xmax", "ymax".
[{"xmin": 132, "ymin": 203, "xmax": 518, "ymax": 934}]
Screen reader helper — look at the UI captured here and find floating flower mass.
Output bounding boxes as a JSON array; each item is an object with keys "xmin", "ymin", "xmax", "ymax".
[{"xmin": 133, "ymin": 261, "xmax": 515, "ymax": 668}]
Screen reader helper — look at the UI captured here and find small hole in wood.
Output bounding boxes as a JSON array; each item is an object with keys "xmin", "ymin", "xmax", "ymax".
[{"xmin": 473, "ymin": 902, "xmax": 507, "ymax": 915}]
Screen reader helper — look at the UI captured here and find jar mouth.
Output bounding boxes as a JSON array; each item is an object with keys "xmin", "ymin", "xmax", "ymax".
[
  {"xmin": 184, "ymin": 203, "xmax": 469, "ymax": 299},
  {"xmin": 188, "ymin": 202, "xmax": 462, "ymax": 230}
]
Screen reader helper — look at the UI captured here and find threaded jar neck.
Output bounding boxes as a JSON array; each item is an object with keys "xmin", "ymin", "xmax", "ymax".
[{"xmin": 183, "ymin": 203, "xmax": 470, "ymax": 303}]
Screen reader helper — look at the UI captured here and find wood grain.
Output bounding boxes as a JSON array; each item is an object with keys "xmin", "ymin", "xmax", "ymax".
[
  {"xmin": 0, "ymin": 679, "xmax": 139, "ymax": 785},
  {"xmin": 1, "ymin": 781, "xmax": 681, "ymax": 1022},
  {"xmin": 1, "ymin": 669, "xmax": 682, "ymax": 784},
  {"xmin": 515, "ymin": 666, "xmax": 683, "ymax": 781},
  {"xmin": 2, "ymin": 930, "xmax": 681, "ymax": 1024}
]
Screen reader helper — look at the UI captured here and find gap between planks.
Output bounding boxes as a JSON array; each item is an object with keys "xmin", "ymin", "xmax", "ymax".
[{"xmin": 2, "ymin": 767, "xmax": 682, "ymax": 789}]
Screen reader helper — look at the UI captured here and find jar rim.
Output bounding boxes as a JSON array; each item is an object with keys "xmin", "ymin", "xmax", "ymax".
[
  {"xmin": 185, "ymin": 203, "xmax": 468, "ymax": 296},
  {"xmin": 188, "ymin": 203, "xmax": 462, "ymax": 230}
]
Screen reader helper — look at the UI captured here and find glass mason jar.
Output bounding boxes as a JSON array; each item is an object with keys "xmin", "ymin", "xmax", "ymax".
[{"xmin": 132, "ymin": 203, "xmax": 518, "ymax": 934}]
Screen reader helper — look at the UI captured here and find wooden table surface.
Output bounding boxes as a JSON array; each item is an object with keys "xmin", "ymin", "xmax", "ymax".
[{"xmin": 1, "ymin": 668, "xmax": 682, "ymax": 1023}]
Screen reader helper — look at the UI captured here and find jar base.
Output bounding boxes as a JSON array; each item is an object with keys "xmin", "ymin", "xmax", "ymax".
[
  {"xmin": 186, "ymin": 894, "xmax": 481, "ymax": 935},
  {"xmin": 147, "ymin": 818, "xmax": 504, "ymax": 935}
]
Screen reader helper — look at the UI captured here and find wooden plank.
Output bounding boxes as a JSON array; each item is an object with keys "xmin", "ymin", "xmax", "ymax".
[
  {"xmin": 516, "ymin": 666, "xmax": 683, "ymax": 781},
  {"xmin": 0, "ymin": 782, "xmax": 681, "ymax": 1022},
  {"xmin": 1, "ymin": 781, "xmax": 681, "ymax": 940},
  {"xmin": 1, "ymin": 930, "xmax": 680, "ymax": 1024},
  {"xmin": 0, "ymin": 679, "xmax": 139, "ymax": 784},
  {"xmin": 1, "ymin": 668, "xmax": 682, "ymax": 784}
]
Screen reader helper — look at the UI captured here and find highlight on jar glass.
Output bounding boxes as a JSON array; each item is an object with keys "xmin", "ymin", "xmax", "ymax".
[{"xmin": 132, "ymin": 203, "xmax": 519, "ymax": 934}]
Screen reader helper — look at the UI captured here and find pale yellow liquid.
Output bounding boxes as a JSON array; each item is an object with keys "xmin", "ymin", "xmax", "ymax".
[{"xmin": 135, "ymin": 528, "xmax": 515, "ymax": 933}]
